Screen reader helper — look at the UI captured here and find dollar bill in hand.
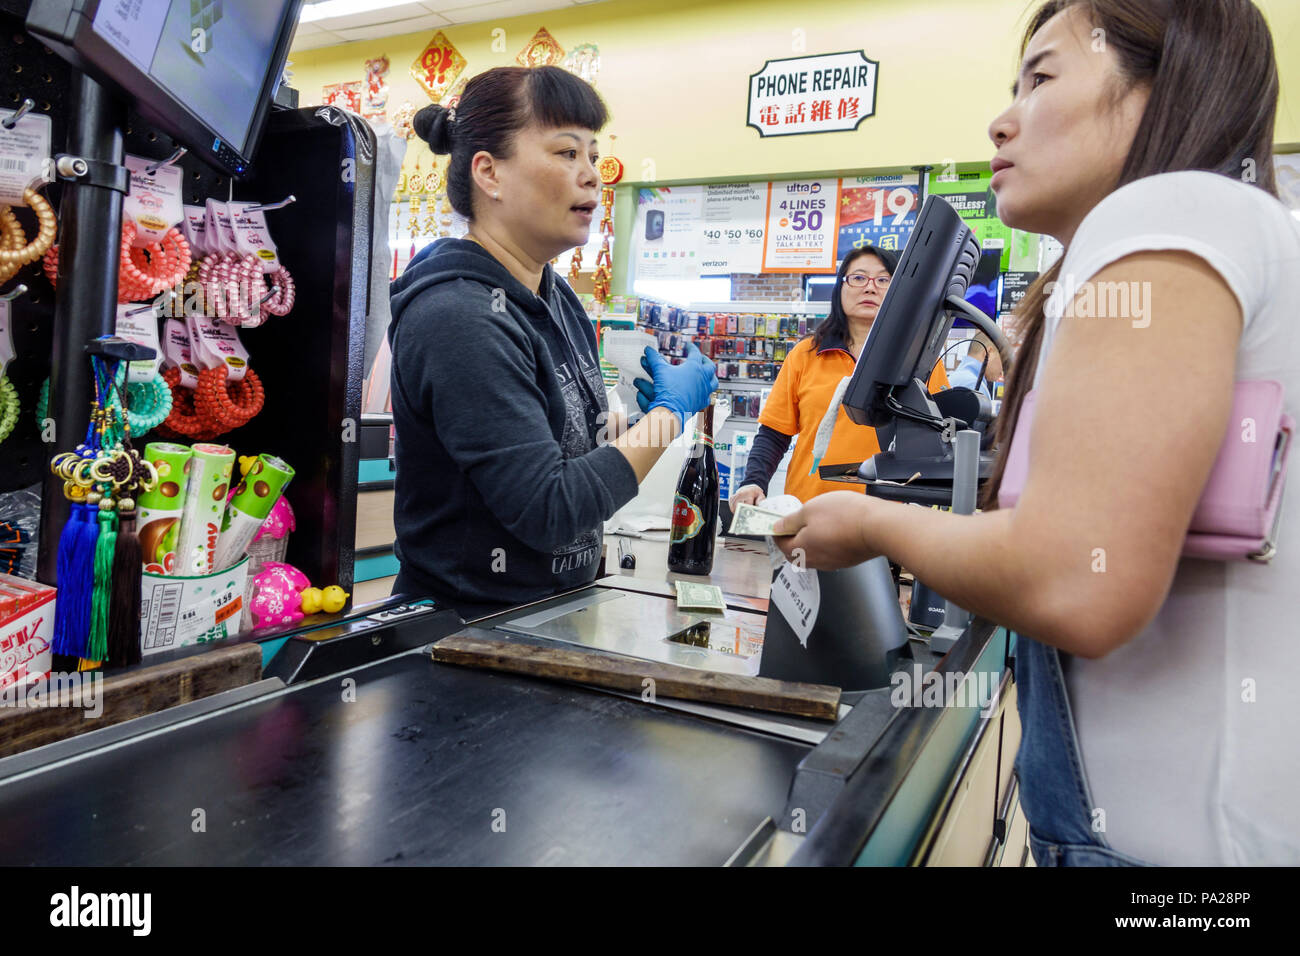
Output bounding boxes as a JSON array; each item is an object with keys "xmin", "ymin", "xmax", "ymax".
[
  {"xmin": 728, "ymin": 502, "xmax": 791, "ymax": 536},
  {"xmin": 675, "ymin": 581, "xmax": 727, "ymax": 612}
]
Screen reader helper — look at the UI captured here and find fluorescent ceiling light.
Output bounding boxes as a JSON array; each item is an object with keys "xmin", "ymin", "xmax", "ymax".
[{"xmin": 300, "ymin": 0, "xmax": 417, "ymax": 23}]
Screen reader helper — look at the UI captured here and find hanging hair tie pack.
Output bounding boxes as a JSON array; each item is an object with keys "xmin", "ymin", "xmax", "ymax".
[
  {"xmin": 158, "ymin": 364, "xmax": 264, "ymax": 441},
  {"xmin": 0, "ymin": 373, "xmax": 18, "ymax": 444},
  {"xmin": 195, "ymin": 251, "xmax": 294, "ymax": 327},
  {"xmin": 43, "ymin": 220, "xmax": 191, "ymax": 302},
  {"xmin": 0, "ymin": 186, "xmax": 56, "ymax": 286}
]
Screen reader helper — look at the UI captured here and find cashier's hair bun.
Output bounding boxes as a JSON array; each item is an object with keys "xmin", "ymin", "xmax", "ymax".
[{"xmin": 414, "ymin": 104, "xmax": 454, "ymax": 154}]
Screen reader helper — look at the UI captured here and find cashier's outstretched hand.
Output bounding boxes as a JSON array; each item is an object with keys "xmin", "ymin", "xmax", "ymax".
[{"xmin": 773, "ymin": 491, "xmax": 882, "ymax": 570}]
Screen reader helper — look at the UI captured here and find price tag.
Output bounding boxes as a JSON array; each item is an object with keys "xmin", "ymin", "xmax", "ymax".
[
  {"xmin": 204, "ymin": 199, "xmax": 238, "ymax": 254},
  {"xmin": 227, "ymin": 201, "xmax": 280, "ymax": 273},
  {"xmin": 0, "ymin": 109, "xmax": 51, "ymax": 206},
  {"xmin": 115, "ymin": 304, "xmax": 162, "ymax": 382},
  {"xmin": 124, "ymin": 154, "xmax": 183, "ymax": 246},
  {"xmin": 175, "ymin": 589, "xmax": 242, "ymax": 643},
  {"xmin": 161, "ymin": 318, "xmax": 198, "ymax": 388},
  {"xmin": 187, "ymin": 311, "xmax": 249, "ymax": 381},
  {"xmin": 181, "ymin": 204, "xmax": 209, "ymax": 257}
]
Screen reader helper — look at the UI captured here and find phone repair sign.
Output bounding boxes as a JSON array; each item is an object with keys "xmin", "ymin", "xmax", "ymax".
[{"xmin": 748, "ymin": 51, "xmax": 878, "ymax": 137}]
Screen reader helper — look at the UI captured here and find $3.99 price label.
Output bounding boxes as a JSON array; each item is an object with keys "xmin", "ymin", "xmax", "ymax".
[{"xmin": 762, "ymin": 178, "xmax": 841, "ymax": 273}]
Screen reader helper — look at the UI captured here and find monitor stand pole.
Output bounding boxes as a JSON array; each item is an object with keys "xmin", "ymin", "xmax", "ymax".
[
  {"xmin": 36, "ymin": 71, "xmax": 127, "ymax": 585},
  {"xmin": 928, "ymin": 428, "xmax": 980, "ymax": 654}
]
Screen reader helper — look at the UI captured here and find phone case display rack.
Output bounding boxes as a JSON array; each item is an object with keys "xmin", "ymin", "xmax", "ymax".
[{"xmin": 0, "ymin": 7, "xmax": 374, "ymax": 608}]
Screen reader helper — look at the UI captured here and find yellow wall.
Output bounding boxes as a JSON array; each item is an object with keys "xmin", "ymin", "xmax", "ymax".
[{"xmin": 290, "ymin": 0, "xmax": 1299, "ymax": 186}]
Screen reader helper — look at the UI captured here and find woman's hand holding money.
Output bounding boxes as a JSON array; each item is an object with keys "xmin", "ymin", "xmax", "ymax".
[{"xmin": 772, "ymin": 491, "xmax": 881, "ymax": 570}]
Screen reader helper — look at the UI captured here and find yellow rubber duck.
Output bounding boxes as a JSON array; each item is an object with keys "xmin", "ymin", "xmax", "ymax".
[
  {"xmin": 322, "ymin": 585, "xmax": 349, "ymax": 614},
  {"xmin": 299, "ymin": 587, "xmax": 324, "ymax": 615}
]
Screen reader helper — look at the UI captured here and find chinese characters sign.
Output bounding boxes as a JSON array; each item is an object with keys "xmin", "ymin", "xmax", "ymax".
[
  {"xmin": 412, "ymin": 31, "xmax": 467, "ymax": 102},
  {"xmin": 321, "ymin": 81, "xmax": 362, "ymax": 113},
  {"xmin": 748, "ymin": 51, "xmax": 878, "ymax": 137}
]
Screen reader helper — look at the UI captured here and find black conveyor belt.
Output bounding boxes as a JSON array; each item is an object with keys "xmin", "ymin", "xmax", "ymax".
[{"xmin": 0, "ymin": 647, "xmax": 809, "ymax": 865}]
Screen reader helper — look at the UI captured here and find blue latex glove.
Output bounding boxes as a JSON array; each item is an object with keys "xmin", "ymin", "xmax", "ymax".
[{"xmin": 633, "ymin": 343, "xmax": 718, "ymax": 429}]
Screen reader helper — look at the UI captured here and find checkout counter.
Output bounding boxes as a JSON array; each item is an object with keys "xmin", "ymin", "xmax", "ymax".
[{"xmin": 0, "ymin": 530, "xmax": 1030, "ymax": 867}]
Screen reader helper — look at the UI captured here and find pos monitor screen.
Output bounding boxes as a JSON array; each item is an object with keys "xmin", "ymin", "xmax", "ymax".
[
  {"xmin": 27, "ymin": 0, "xmax": 303, "ymax": 176},
  {"xmin": 842, "ymin": 195, "xmax": 981, "ymax": 428}
]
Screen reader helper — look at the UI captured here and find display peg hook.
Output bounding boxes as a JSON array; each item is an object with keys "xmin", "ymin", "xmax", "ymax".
[
  {"xmin": 259, "ymin": 285, "xmax": 279, "ymax": 305},
  {"xmin": 245, "ymin": 194, "xmax": 296, "ymax": 213},
  {"xmin": 126, "ymin": 290, "xmax": 178, "ymax": 316},
  {"xmin": 0, "ymin": 283, "xmax": 28, "ymax": 301},
  {"xmin": 2, "ymin": 99, "xmax": 35, "ymax": 130},
  {"xmin": 145, "ymin": 146, "xmax": 188, "ymax": 175}
]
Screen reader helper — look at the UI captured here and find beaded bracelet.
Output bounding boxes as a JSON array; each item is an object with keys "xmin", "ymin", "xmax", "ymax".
[
  {"xmin": 0, "ymin": 374, "xmax": 19, "ymax": 444},
  {"xmin": 0, "ymin": 187, "xmax": 57, "ymax": 286}
]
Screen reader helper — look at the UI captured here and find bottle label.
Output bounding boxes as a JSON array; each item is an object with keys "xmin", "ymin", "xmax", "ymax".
[{"xmin": 670, "ymin": 493, "xmax": 704, "ymax": 543}]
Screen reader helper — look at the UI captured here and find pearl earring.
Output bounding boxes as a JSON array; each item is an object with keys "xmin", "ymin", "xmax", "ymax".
[{"xmin": 494, "ymin": 192, "xmax": 500, "ymax": 200}]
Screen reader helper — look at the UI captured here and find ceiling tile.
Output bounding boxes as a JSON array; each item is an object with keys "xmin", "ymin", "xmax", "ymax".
[
  {"xmin": 289, "ymin": 31, "xmax": 348, "ymax": 52},
  {"xmin": 432, "ymin": 1, "xmax": 579, "ymax": 24},
  {"xmin": 333, "ymin": 15, "xmax": 453, "ymax": 42},
  {"xmin": 316, "ymin": 3, "xmax": 434, "ymax": 32}
]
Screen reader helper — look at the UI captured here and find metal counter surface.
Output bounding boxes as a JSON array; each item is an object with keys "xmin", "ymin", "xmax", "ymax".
[{"xmin": 0, "ymin": 646, "xmax": 809, "ymax": 866}]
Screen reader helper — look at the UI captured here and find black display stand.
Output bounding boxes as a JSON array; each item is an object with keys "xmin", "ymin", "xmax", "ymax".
[{"xmin": 0, "ymin": 3, "xmax": 375, "ymax": 608}]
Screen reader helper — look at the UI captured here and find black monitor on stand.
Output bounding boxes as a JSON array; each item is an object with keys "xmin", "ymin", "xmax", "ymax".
[
  {"xmin": 841, "ymin": 194, "xmax": 1013, "ymax": 504},
  {"xmin": 27, "ymin": 0, "xmax": 303, "ymax": 177}
]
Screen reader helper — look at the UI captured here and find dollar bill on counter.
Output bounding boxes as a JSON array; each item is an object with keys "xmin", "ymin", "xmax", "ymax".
[
  {"xmin": 675, "ymin": 581, "xmax": 727, "ymax": 612},
  {"xmin": 728, "ymin": 502, "xmax": 791, "ymax": 536}
]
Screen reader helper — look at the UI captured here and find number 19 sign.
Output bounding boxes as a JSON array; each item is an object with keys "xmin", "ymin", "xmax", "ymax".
[{"xmin": 761, "ymin": 179, "xmax": 842, "ymax": 273}]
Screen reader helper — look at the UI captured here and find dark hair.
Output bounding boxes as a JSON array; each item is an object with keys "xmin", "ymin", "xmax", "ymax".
[
  {"xmin": 412, "ymin": 65, "xmax": 608, "ymax": 219},
  {"xmin": 811, "ymin": 245, "xmax": 898, "ymax": 350},
  {"xmin": 983, "ymin": 0, "xmax": 1279, "ymax": 507}
]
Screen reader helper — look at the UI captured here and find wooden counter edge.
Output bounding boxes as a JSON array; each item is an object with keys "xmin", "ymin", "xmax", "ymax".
[
  {"xmin": 432, "ymin": 632, "xmax": 840, "ymax": 721},
  {"xmin": 0, "ymin": 642, "xmax": 264, "ymax": 758}
]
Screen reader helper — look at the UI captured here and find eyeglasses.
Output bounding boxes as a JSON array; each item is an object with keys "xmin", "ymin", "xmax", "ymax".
[{"xmin": 845, "ymin": 273, "xmax": 891, "ymax": 289}]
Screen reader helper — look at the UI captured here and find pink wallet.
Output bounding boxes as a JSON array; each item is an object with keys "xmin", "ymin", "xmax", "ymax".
[{"xmin": 996, "ymin": 380, "xmax": 1293, "ymax": 562}]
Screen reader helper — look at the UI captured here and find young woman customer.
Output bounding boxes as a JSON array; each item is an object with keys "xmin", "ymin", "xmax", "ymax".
[
  {"xmin": 388, "ymin": 66, "xmax": 716, "ymax": 616},
  {"xmin": 774, "ymin": 0, "xmax": 1300, "ymax": 865},
  {"xmin": 732, "ymin": 246, "xmax": 948, "ymax": 505}
]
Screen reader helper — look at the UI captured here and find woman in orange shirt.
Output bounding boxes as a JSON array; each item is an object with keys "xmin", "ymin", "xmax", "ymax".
[{"xmin": 733, "ymin": 245, "xmax": 948, "ymax": 504}]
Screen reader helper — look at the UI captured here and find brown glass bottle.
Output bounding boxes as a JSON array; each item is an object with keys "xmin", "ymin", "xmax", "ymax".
[{"xmin": 667, "ymin": 403, "xmax": 719, "ymax": 575}]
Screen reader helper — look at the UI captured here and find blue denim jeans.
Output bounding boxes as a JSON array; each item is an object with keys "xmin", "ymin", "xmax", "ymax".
[{"xmin": 1014, "ymin": 634, "xmax": 1154, "ymax": 867}]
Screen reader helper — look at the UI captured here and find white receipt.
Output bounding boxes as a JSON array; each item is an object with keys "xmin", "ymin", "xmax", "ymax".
[
  {"xmin": 602, "ymin": 330, "xmax": 658, "ymax": 387},
  {"xmin": 771, "ymin": 563, "xmax": 820, "ymax": 647}
]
